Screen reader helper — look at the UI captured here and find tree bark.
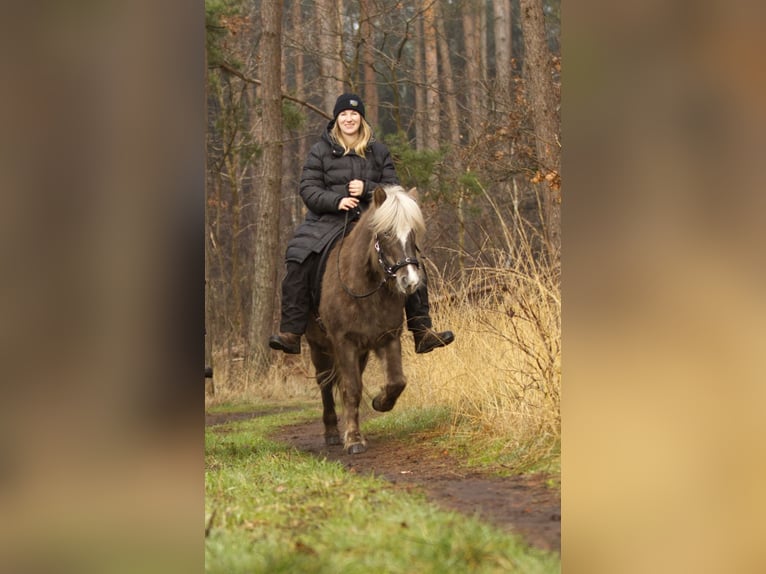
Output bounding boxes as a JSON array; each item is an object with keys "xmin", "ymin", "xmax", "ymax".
[
  {"xmin": 435, "ymin": 1, "xmax": 464, "ymax": 278},
  {"xmin": 479, "ymin": 0, "xmax": 488, "ymax": 85},
  {"xmin": 334, "ymin": 0, "xmax": 345, "ymax": 87},
  {"xmin": 317, "ymin": 0, "xmax": 344, "ymax": 111},
  {"xmin": 204, "ymin": 48, "xmax": 214, "ymax": 393},
  {"xmin": 422, "ymin": 0, "xmax": 440, "ymax": 150},
  {"xmin": 462, "ymin": 0, "xmax": 481, "ymax": 143},
  {"xmin": 291, "ymin": 0, "xmax": 307, "ymax": 229},
  {"xmin": 413, "ymin": 12, "xmax": 426, "ymax": 150},
  {"xmin": 359, "ymin": 0, "xmax": 379, "ymax": 127},
  {"xmin": 520, "ymin": 0, "xmax": 561, "ymax": 252},
  {"xmin": 435, "ymin": 1, "xmax": 460, "ymax": 149},
  {"xmin": 493, "ymin": 0, "xmax": 512, "ymax": 112},
  {"xmin": 249, "ymin": 0, "xmax": 284, "ymax": 376}
]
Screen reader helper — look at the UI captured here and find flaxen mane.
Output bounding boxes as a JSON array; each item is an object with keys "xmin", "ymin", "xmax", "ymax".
[{"xmin": 368, "ymin": 185, "xmax": 425, "ymax": 241}]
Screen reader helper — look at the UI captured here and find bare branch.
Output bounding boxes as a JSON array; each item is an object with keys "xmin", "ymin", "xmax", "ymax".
[{"xmin": 215, "ymin": 61, "xmax": 331, "ymax": 119}]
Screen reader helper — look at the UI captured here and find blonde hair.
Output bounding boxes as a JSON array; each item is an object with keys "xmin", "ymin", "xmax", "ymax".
[{"xmin": 330, "ymin": 117, "xmax": 373, "ymax": 158}]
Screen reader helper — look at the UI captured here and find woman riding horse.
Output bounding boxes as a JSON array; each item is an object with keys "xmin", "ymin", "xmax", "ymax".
[
  {"xmin": 307, "ymin": 184, "xmax": 429, "ymax": 453},
  {"xmin": 269, "ymin": 93, "xmax": 454, "ymax": 356}
]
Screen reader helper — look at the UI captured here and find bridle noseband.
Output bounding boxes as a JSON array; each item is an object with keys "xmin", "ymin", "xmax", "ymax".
[{"xmin": 374, "ymin": 237, "xmax": 419, "ymax": 279}]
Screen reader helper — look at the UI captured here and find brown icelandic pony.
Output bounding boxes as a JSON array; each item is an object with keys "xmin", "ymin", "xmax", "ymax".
[{"xmin": 305, "ymin": 185, "xmax": 425, "ymax": 454}]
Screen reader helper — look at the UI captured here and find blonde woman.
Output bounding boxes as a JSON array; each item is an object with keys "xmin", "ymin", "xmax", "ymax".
[{"xmin": 270, "ymin": 94, "xmax": 454, "ymax": 355}]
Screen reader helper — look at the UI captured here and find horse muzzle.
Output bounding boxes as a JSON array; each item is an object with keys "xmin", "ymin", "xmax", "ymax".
[
  {"xmin": 392, "ymin": 260, "xmax": 423, "ymax": 295},
  {"xmin": 375, "ymin": 240, "xmax": 423, "ymax": 295}
]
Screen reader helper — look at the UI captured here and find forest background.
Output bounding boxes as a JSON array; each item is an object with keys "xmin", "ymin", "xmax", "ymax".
[
  {"xmin": 6, "ymin": 1, "xmax": 763, "ymax": 571},
  {"xmin": 205, "ymin": 0, "xmax": 561, "ymax": 457}
]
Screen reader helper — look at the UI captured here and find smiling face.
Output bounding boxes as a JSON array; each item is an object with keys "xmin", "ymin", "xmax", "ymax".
[{"xmin": 336, "ymin": 109, "xmax": 362, "ymax": 142}]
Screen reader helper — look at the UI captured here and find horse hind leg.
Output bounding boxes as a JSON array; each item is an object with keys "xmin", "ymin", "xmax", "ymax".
[
  {"xmin": 320, "ymin": 376, "xmax": 342, "ymax": 446},
  {"xmin": 311, "ymin": 347, "xmax": 341, "ymax": 446}
]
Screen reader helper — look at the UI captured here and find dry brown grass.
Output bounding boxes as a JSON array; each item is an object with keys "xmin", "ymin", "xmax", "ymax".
[
  {"xmin": 396, "ymin": 257, "xmax": 561, "ymax": 462},
  {"xmin": 207, "ymin": 246, "xmax": 561, "ymax": 469},
  {"xmin": 205, "ymin": 344, "xmax": 321, "ymax": 407}
]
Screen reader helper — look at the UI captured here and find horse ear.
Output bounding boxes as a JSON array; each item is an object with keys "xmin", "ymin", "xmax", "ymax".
[
  {"xmin": 373, "ymin": 186, "xmax": 387, "ymax": 207},
  {"xmin": 407, "ymin": 187, "xmax": 419, "ymax": 202}
]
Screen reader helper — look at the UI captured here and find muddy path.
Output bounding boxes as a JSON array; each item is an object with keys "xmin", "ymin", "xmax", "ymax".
[{"xmin": 206, "ymin": 410, "xmax": 560, "ymax": 553}]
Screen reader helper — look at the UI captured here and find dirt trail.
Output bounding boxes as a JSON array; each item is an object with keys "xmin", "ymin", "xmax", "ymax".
[{"xmin": 206, "ymin": 410, "xmax": 560, "ymax": 553}]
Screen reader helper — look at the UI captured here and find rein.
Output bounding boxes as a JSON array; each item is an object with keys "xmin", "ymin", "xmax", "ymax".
[{"xmin": 336, "ymin": 210, "xmax": 420, "ymax": 300}]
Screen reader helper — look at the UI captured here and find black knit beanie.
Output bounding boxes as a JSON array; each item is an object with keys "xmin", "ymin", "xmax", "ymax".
[{"xmin": 333, "ymin": 93, "xmax": 365, "ymax": 119}]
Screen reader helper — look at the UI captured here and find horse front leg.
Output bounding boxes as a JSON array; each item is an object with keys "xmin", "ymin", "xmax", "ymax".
[
  {"xmin": 372, "ymin": 337, "xmax": 407, "ymax": 413},
  {"xmin": 335, "ymin": 340, "xmax": 367, "ymax": 454},
  {"xmin": 310, "ymin": 345, "xmax": 341, "ymax": 446}
]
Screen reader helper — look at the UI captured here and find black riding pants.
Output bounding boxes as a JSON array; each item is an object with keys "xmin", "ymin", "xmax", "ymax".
[
  {"xmin": 278, "ymin": 255, "xmax": 433, "ymax": 335},
  {"xmin": 279, "ymin": 254, "xmax": 320, "ymax": 335}
]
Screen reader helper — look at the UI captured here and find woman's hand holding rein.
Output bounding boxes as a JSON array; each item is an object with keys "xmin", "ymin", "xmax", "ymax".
[
  {"xmin": 338, "ymin": 196, "xmax": 359, "ymax": 211},
  {"xmin": 347, "ymin": 179, "xmax": 364, "ymax": 197}
]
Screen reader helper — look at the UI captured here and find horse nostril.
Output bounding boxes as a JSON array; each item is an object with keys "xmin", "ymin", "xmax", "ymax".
[{"xmin": 399, "ymin": 273, "xmax": 421, "ymax": 294}]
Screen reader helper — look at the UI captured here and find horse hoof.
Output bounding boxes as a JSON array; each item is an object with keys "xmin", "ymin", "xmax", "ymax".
[
  {"xmin": 372, "ymin": 395, "xmax": 393, "ymax": 412},
  {"xmin": 346, "ymin": 443, "xmax": 367, "ymax": 455},
  {"xmin": 325, "ymin": 433, "xmax": 341, "ymax": 446}
]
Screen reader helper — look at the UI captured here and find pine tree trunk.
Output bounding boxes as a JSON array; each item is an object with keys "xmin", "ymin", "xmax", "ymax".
[
  {"xmin": 520, "ymin": 0, "xmax": 561, "ymax": 252},
  {"xmin": 249, "ymin": 0, "xmax": 284, "ymax": 376},
  {"xmin": 493, "ymin": 0, "xmax": 512, "ymax": 112},
  {"xmin": 292, "ymin": 0, "xmax": 306, "ymax": 229},
  {"xmin": 318, "ymin": 0, "xmax": 344, "ymax": 111},
  {"xmin": 462, "ymin": 0, "xmax": 481, "ymax": 143},
  {"xmin": 422, "ymin": 0, "xmax": 440, "ymax": 150},
  {"xmin": 413, "ymin": 12, "xmax": 426, "ymax": 151},
  {"xmin": 435, "ymin": 1, "xmax": 460, "ymax": 149},
  {"xmin": 435, "ymin": 1, "xmax": 463, "ymax": 278},
  {"xmin": 360, "ymin": 0, "xmax": 379, "ymax": 127}
]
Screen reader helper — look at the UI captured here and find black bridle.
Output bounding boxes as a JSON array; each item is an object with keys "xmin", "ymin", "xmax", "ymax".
[
  {"xmin": 375, "ymin": 238, "xmax": 420, "ymax": 278},
  {"xmin": 337, "ymin": 212, "xmax": 420, "ymax": 299}
]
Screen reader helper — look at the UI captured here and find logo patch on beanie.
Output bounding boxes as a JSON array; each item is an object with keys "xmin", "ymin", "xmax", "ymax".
[{"xmin": 350, "ymin": 99, "xmax": 358, "ymax": 107}]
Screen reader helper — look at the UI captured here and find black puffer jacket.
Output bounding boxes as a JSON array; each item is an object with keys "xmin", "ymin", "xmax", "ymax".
[{"xmin": 285, "ymin": 122, "xmax": 399, "ymax": 263}]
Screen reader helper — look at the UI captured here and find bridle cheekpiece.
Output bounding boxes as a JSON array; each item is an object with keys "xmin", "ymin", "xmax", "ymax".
[{"xmin": 374, "ymin": 235, "xmax": 419, "ymax": 278}]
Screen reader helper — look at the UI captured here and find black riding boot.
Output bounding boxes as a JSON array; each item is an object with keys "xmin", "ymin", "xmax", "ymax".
[
  {"xmin": 405, "ymin": 278, "xmax": 455, "ymax": 354},
  {"xmin": 269, "ymin": 255, "xmax": 318, "ymax": 354}
]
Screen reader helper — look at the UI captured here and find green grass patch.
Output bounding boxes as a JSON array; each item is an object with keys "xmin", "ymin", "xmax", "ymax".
[
  {"xmin": 206, "ymin": 399, "xmax": 316, "ymax": 415},
  {"xmin": 362, "ymin": 405, "xmax": 453, "ymax": 439},
  {"xmin": 363, "ymin": 405, "xmax": 560, "ymax": 479},
  {"xmin": 434, "ymin": 427, "xmax": 561, "ymax": 478},
  {"xmin": 205, "ymin": 403, "xmax": 559, "ymax": 573}
]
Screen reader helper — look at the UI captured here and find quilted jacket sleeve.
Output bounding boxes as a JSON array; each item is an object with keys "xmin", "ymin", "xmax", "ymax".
[
  {"xmin": 362, "ymin": 143, "xmax": 400, "ymax": 201},
  {"xmin": 299, "ymin": 142, "xmax": 343, "ymax": 214}
]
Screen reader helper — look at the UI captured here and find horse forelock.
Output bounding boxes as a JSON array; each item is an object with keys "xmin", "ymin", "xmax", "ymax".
[{"xmin": 369, "ymin": 185, "xmax": 425, "ymax": 240}]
